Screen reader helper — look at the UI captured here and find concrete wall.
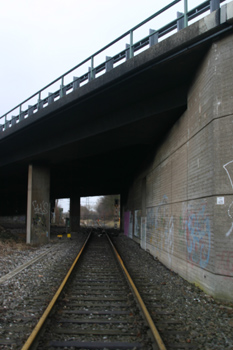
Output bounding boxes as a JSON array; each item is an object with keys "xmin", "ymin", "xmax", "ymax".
[{"xmin": 124, "ymin": 33, "xmax": 233, "ymax": 302}]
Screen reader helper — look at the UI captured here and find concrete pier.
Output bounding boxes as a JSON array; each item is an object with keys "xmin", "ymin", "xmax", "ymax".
[
  {"xmin": 26, "ymin": 165, "xmax": 50, "ymax": 244},
  {"xmin": 70, "ymin": 196, "xmax": 80, "ymax": 232}
]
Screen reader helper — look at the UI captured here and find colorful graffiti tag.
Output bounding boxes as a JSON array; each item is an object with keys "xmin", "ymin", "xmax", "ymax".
[
  {"xmin": 180, "ymin": 202, "xmax": 211, "ymax": 268},
  {"xmin": 32, "ymin": 200, "xmax": 49, "ymax": 238},
  {"xmin": 32, "ymin": 214, "xmax": 48, "ymax": 237}
]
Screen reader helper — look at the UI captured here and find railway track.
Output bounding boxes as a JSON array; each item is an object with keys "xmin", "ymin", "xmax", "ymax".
[
  {"xmin": 21, "ymin": 231, "xmax": 166, "ymax": 350},
  {"xmin": 111, "ymin": 236, "xmax": 198, "ymax": 350}
]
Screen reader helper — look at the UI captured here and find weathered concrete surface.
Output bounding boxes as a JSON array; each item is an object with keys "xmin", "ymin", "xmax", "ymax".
[
  {"xmin": 123, "ymin": 5, "xmax": 233, "ymax": 302},
  {"xmin": 26, "ymin": 165, "xmax": 50, "ymax": 244}
]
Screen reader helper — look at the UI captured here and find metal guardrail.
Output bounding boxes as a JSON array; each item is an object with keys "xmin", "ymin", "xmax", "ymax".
[{"xmin": 0, "ymin": 0, "xmax": 225, "ymax": 132}]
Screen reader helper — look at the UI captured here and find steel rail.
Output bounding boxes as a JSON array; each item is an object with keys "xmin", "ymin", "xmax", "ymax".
[
  {"xmin": 107, "ymin": 234, "xmax": 167, "ymax": 350},
  {"xmin": 0, "ymin": 246, "xmax": 54, "ymax": 284},
  {"xmin": 20, "ymin": 232, "xmax": 91, "ymax": 350}
]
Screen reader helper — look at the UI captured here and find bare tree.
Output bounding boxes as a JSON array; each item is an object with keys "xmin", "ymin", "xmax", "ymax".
[
  {"xmin": 54, "ymin": 200, "xmax": 63, "ymax": 225},
  {"xmin": 95, "ymin": 195, "xmax": 120, "ymax": 221}
]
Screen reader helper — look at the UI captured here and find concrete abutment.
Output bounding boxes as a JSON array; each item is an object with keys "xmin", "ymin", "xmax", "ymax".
[
  {"xmin": 124, "ymin": 32, "xmax": 233, "ymax": 302},
  {"xmin": 70, "ymin": 196, "xmax": 80, "ymax": 232}
]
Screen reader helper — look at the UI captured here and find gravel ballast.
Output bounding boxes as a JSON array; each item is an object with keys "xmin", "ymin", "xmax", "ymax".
[
  {"xmin": 112, "ymin": 233, "xmax": 233, "ymax": 350},
  {"xmin": 0, "ymin": 230, "xmax": 88, "ymax": 349},
  {"xmin": 0, "ymin": 229, "xmax": 232, "ymax": 350}
]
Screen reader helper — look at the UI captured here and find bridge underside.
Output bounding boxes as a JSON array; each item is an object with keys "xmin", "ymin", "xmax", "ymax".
[{"xmin": 0, "ymin": 30, "xmax": 210, "ymax": 207}]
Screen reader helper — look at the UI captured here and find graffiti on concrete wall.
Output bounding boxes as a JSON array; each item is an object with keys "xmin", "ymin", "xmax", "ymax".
[
  {"xmin": 32, "ymin": 214, "xmax": 47, "ymax": 237},
  {"xmin": 180, "ymin": 202, "xmax": 211, "ymax": 268},
  {"xmin": 32, "ymin": 200, "xmax": 49, "ymax": 237},
  {"xmin": 148, "ymin": 197, "xmax": 210, "ymax": 268},
  {"xmin": 146, "ymin": 195, "xmax": 174, "ymax": 264},
  {"xmin": 32, "ymin": 200, "xmax": 49, "ymax": 215},
  {"xmin": 223, "ymin": 160, "xmax": 233, "ymax": 237}
]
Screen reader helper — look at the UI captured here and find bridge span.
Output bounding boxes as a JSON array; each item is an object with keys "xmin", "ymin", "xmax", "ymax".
[{"xmin": 1, "ymin": 0, "xmax": 233, "ymax": 301}]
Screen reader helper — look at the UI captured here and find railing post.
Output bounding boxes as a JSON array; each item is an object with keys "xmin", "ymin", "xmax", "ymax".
[
  {"xmin": 60, "ymin": 76, "xmax": 65, "ymax": 98},
  {"xmin": 184, "ymin": 0, "xmax": 188, "ymax": 27},
  {"xmin": 90, "ymin": 56, "xmax": 94, "ymax": 80},
  {"xmin": 11, "ymin": 117, "xmax": 17, "ymax": 126},
  {"xmin": 88, "ymin": 56, "xmax": 95, "ymax": 82},
  {"xmin": 105, "ymin": 56, "xmax": 113, "ymax": 72},
  {"xmin": 73, "ymin": 76, "xmax": 80, "ymax": 90},
  {"xmin": 130, "ymin": 30, "xmax": 134, "ymax": 59},
  {"xmin": 48, "ymin": 93, "xmax": 54, "ymax": 105},
  {"xmin": 210, "ymin": 0, "xmax": 220, "ymax": 12},
  {"xmin": 125, "ymin": 44, "xmax": 130, "ymax": 60},
  {"xmin": 177, "ymin": 12, "xmax": 184, "ymax": 31},
  {"xmin": 149, "ymin": 29, "xmax": 158, "ymax": 47},
  {"xmin": 37, "ymin": 91, "xmax": 43, "ymax": 111},
  {"xmin": 19, "ymin": 105, "xmax": 22, "ymax": 122},
  {"xmin": 28, "ymin": 105, "xmax": 34, "ymax": 117}
]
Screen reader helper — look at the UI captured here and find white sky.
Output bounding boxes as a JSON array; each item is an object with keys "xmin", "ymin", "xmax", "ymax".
[
  {"xmin": 1, "ymin": 0, "xmax": 231, "ymax": 212},
  {"xmin": 58, "ymin": 196, "xmax": 102, "ymax": 212}
]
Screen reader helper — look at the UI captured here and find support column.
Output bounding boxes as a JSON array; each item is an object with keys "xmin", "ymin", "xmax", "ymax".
[
  {"xmin": 26, "ymin": 165, "xmax": 50, "ymax": 244},
  {"xmin": 70, "ymin": 196, "xmax": 80, "ymax": 232}
]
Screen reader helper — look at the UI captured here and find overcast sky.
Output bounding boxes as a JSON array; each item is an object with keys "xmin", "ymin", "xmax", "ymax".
[{"xmin": 0, "ymin": 0, "xmax": 231, "ymax": 211}]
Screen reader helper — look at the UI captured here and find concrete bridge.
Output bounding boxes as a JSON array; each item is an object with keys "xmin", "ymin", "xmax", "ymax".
[{"xmin": 0, "ymin": 0, "xmax": 233, "ymax": 301}]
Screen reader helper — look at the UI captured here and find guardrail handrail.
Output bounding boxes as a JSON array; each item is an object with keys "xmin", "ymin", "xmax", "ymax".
[{"xmin": 0, "ymin": 0, "xmax": 226, "ymax": 132}]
